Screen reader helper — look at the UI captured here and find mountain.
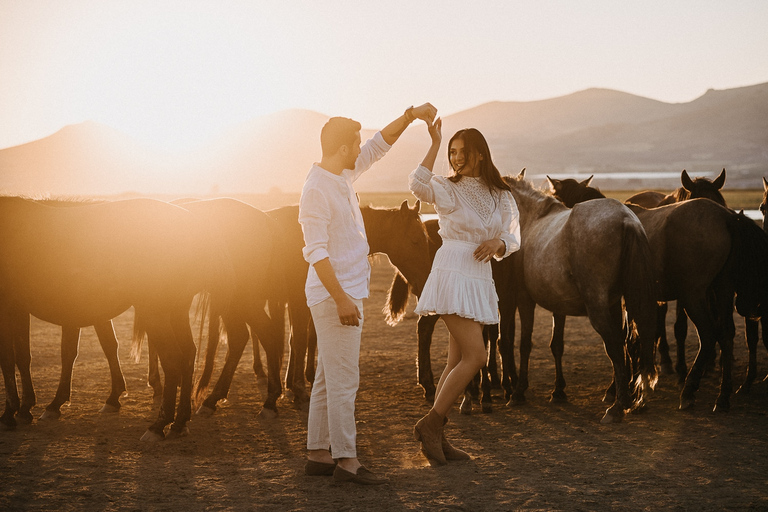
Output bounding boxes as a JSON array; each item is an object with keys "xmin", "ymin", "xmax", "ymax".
[{"xmin": 1, "ymin": 82, "xmax": 767, "ymax": 196}]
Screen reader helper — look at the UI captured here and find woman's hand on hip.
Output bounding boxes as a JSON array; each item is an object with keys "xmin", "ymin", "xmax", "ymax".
[{"xmin": 474, "ymin": 238, "xmax": 505, "ymax": 262}]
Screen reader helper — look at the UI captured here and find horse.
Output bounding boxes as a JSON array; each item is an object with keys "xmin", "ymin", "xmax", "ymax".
[
  {"xmin": 625, "ymin": 168, "xmax": 726, "ymax": 208},
  {"xmin": 161, "ymin": 198, "xmax": 287, "ymax": 419},
  {"xmin": 193, "ymin": 200, "xmax": 432, "ymax": 417},
  {"xmin": 737, "ymin": 176, "xmax": 768, "ymax": 394},
  {"xmin": 623, "ymin": 170, "xmax": 728, "ymax": 377},
  {"xmin": 0, "ymin": 197, "xmax": 233, "ymax": 440},
  {"xmin": 550, "ymin": 176, "xmax": 768, "ymax": 411}
]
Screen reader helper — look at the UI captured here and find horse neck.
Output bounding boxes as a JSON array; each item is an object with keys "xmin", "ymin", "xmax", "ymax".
[
  {"xmin": 360, "ymin": 207, "xmax": 391, "ymax": 254},
  {"xmin": 510, "ymin": 186, "xmax": 565, "ymax": 232}
]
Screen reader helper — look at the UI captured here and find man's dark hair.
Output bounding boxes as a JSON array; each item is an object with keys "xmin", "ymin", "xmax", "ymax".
[{"xmin": 321, "ymin": 117, "xmax": 361, "ymax": 157}]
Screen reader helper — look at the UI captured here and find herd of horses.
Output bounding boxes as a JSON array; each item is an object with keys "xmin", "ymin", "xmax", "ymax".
[{"xmin": 2, "ymin": 168, "xmax": 767, "ymax": 439}]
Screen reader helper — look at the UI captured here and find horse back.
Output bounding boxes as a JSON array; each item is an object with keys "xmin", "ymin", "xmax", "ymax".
[{"xmin": 0, "ymin": 197, "xmax": 223, "ymax": 325}]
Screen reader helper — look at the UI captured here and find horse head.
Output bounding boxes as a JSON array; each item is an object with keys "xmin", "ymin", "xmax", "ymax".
[
  {"xmin": 547, "ymin": 175, "xmax": 602, "ymax": 208},
  {"xmin": 678, "ymin": 169, "xmax": 726, "ymax": 205}
]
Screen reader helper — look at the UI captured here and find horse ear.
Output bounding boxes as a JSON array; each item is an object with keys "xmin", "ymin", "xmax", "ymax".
[
  {"xmin": 399, "ymin": 199, "xmax": 409, "ymax": 212},
  {"xmin": 582, "ymin": 175, "xmax": 594, "ymax": 187},
  {"xmin": 413, "ymin": 199, "xmax": 421, "ymax": 213},
  {"xmin": 546, "ymin": 175, "xmax": 558, "ymax": 193},
  {"xmin": 517, "ymin": 168, "xmax": 526, "ymax": 179},
  {"xmin": 712, "ymin": 168, "xmax": 726, "ymax": 190},
  {"xmin": 762, "ymin": 176, "xmax": 768, "ymax": 191},
  {"xmin": 681, "ymin": 169, "xmax": 694, "ymax": 191}
]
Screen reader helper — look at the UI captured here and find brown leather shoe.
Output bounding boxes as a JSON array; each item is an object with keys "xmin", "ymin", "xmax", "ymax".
[
  {"xmin": 333, "ymin": 465, "xmax": 389, "ymax": 485},
  {"xmin": 442, "ymin": 417, "xmax": 470, "ymax": 461},
  {"xmin": 305, "ymin": 460, "xmax": 336, "ymax": 476}
]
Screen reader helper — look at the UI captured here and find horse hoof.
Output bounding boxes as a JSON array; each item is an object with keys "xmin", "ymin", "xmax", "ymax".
[
  {"xmin": 678, "ymin": 397, "xmax": 695, "ymax": 410},
  {"xmin": 16, "ymin": 411, "xmax": 34, "ymax": 425},
  {"xmin": 39, "ymin": 409, "xmax": 61, "ymax": 421},
  {"xmin": 506, "ymin": 396, "xmax": 526, "ymax": 407},
  {"xmin": 166, "ymin": 426, "xmax": 190, "ymax": 439},
  {"xmin": 195, "ymin": 405, "xmax": 216, "ymax": 418},
  {"xmin": 140, "ymin": 429, "xmax": 165, "ymax": 442},
  {"xmin": 713, "ymin": 402, "xmax": 730, "ymax": 413},
  {"xmin": 257, "ymin": 407, "xmax": 278, "ymax": 420},
  {"xmin": 549, "ymin": 392, "xmax": 568, "ymax": 403},
  {"xmin": 600, "ymin": 410, "xmax": 623, "ymax": 424},
  {"xmin": 481, "ymin": 403, "xmax": 493, "ymax": 414},
  {"xmin": 99, "ymin": 403, "xmax": 120, "ymax": 414},
  {"xmin": 459, "ymin": 398, "xmax": 472, "ymax": 415},
  {"xmin": 735, "ymin": 384, "xmax": 750, "ymax": 395}
]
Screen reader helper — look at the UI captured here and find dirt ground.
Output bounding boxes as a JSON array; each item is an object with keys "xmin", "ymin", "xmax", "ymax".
[{"xmin": 1, "ymin": 256, "xmax": 767, "ymax": 511}]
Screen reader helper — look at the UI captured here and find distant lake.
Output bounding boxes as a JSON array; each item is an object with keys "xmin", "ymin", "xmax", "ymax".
[{"xmin": 421, "ymin": 210, "xmax": 762, "ymax": 222}]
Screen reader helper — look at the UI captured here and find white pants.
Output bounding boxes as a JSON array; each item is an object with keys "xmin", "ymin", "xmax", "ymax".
[{"xmin": 306, "ymin": 296, "xmax": 364, "ymax": 459}]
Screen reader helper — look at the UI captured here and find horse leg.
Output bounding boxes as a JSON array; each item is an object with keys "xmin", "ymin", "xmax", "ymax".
[
  {"xmin": 94, "ymin": 320, "xmax": 127, "ymax": 413},
  {"xmin": 460, "ymin": 371, "xmax": 480, "ymax": 415},
  {"xmin": 306, "ymin": 315, "xmax": 317, "ymax": 385},
  {"xmin": 486, "ymin": 324, "xmax": 501, "ymax": 389},
  {"xmin": 198, "ymin": 319, "xmax": 249, "ymax": 416},
  {"xmin": 678, "ymin": 297, "xmax": 718, "ymax": 410},
  {"xmin": 497, "ymin": 298, "xmax": 517, "ymax": 400},
  {"xmin": 285, "ymin": 303, "xmax": 310, "ymax": 405},
  {"xmin": 737, "ymin": 317, "xmax": 759, "ymax": 394},
  {"xmin": 252, "ymin": 330, "xmax": 266, "ymax": 380},
  {"xmin": 587, "ymin": 302, "xmax": 632, "ymax": 424},
  {"xmin": 252, "ymin": 303, "xmax": 286, "ymax": 418},
  {"xmin": 147, "ymin": 343, "xmax": 163, "ymax": 407},
  {"xmin": 762, "ymin": 316, "xmax": 768, "ymax": 385},
  {"xmin": 550, "ymin": 313, "xmax": 568, "ymax": 402},
  {"xmin": 417, "ymin": 314, "xmax": 440, "ymax": 403},
  {"xmin": 656, "ymin": 302, "xmax": 675, "ymax": 375},
  {"xmin": 0, "ymin": 310, "xmax": 23, "ymax": 429},
  {"xmin": 673, "ymin": 302, "xmax": 690, "ymax": 385},
  {"xmin": 40, "ymin": 326, "xmax": 81, "ymax": 421},
  {"xmin": 12, "ymin": 312, "xmax": 35, "ymax": 424},
  {"xmin": 712, "ymin": 292, "xmax": 735, "ymax": 413},
  {"xmin": 508, "ymin": 293, "xmax": 534, "ymax": 406},
  {"xmin": 168, "ymin": 308, "xmax": 196, "ymax": 437},
  {"xmin": 480, "ymin": 326, "xmax": 493, "ymax": 413},
  {"xmin": 141, "ymin": 319, "xmax": 180, "ymax": 441}
]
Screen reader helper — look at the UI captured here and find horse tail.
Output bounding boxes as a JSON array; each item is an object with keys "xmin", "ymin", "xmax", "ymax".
[
  {"xmin": 130, "ymin": 310, "xmax": 147, "ymax": 364},
  {"xmin": 620, "ymin": 218, "xmax": 659, "ymax": 397},
  {"xmin": 726, "ymin": 213, "xmax": 768, "ymax": 318},
  {"xmin": 383, "ymin": 271, "xmax": 411, "ymax": 326},
  {"xmin": 194, "ymin": 296, "xmax": 223, "ymax": 406}
]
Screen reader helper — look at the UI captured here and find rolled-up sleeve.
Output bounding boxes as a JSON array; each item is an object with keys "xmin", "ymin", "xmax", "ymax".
[
  {"xmin": 409, "ymin": 165, "xmax": 457, "ymax": 214},
  {"xmin": 495, "ymin": 191, "xmax": 521, "ymax": 261},
  {"xmin": 299, "ymin": 188, "xmax": 332, "ymax": 266},
  {"xmin": 348, "ymin": 131, "xmax": 392, "ymax": 183}
]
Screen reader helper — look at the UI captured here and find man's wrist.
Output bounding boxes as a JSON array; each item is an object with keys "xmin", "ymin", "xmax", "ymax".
[{"xmin": 404, "ymin": 105, "xmax": 415, "ymax": 123}]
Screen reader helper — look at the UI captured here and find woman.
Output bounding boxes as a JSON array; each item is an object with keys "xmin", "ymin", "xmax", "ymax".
[{"xmin": 409, "ymin": 119, "xmax": 521, "ymax": 464}]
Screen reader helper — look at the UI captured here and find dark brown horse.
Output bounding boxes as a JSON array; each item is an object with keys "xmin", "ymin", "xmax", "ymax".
[
  {"xmin": 194, "ymin": 200, "xmax": 432, "ymax": 417},
  {"xmin": 625, "ymin": 168, "xmax": 726, "ymax": 208},
  {"xmin": 622, "ymin": 170, "xmax": 728, "ymax": 377},
  {"xmin": 550, "ymin": 177, "xmax": 768, "ymax": 411},
  {"xmin": 737, "ymin": 177, "xmax": 768, "ymax": 394},
  {"xmin": 167, "ymin": 199, "xmax": 287, "ymax": 419},
  {"xmin": 0, "ymin": 197, "xmax": 233, "ymax": 439}
]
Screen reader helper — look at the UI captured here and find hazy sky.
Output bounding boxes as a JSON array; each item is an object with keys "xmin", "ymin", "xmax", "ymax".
[{"xmin": 2, "ymin": 1, "xmax": 767, "ymax": 152}]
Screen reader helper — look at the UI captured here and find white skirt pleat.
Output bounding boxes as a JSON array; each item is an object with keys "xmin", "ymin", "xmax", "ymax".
[{"xmin": 414, "ymin": 240, "xmax": 499, "ymax": 325}]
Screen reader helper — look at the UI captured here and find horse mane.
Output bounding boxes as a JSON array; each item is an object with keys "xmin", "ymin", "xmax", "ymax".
[{"xmin": 503, "ymin": 174, "xmax": 566, "ymax": 217}]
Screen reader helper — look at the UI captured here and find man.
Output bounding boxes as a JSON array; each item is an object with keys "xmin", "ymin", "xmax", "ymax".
[{"xmin": 299, "ymin": 103, "xmax": 437, "ymax": 485}]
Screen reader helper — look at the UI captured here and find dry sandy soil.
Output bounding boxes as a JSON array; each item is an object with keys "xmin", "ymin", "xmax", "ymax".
[{"xmin": 1, "ymin": 257, "xmax": 767, "ymax": 511}]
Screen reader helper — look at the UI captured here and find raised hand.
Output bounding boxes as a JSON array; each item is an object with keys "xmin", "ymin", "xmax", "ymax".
[{"xmin": 412, "ymin": 103, "xmax": 438, "ymax": 124}]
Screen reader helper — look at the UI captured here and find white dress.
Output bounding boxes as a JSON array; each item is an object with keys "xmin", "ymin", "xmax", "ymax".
[{"xmin": 409, "ymin": 165, "xmax": 521, "ymax": 325}]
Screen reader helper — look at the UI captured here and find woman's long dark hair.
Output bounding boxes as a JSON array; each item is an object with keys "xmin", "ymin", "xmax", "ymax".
[{"xmin": 447, "ymin": 128, "xmax": 511, "ymax": 195}]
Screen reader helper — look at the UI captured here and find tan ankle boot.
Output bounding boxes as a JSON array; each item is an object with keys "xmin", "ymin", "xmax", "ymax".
[
  {"xmin": 414, "ymin": 410, "xmax": 447, "ymax": 465},
  {"xmin": 442, "ymin": 417, "xmax": 470, "ymax": 461}
]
